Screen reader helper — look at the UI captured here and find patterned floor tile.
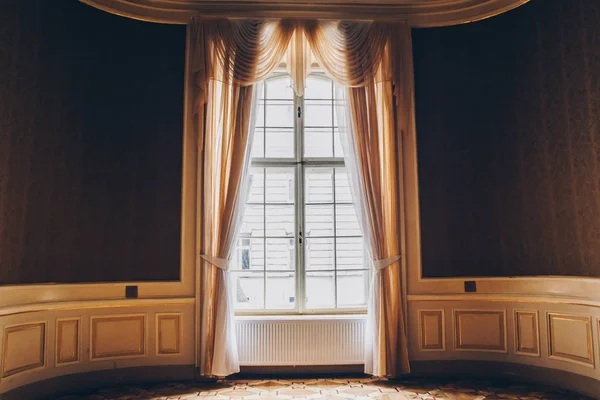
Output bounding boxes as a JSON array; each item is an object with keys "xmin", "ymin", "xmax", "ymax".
[{"xmin": 47, "ymin": 376, "xmax": 593, "ymax": 400}]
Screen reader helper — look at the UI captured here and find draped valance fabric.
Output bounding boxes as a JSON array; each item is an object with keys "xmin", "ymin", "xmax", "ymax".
[
  {"xmin": 190, "ymin": 18, "xmax": 397, "ymax": 98},
  {"xmin": 192, "ymin": 16, "xmax": 411, "ymax": 379}
]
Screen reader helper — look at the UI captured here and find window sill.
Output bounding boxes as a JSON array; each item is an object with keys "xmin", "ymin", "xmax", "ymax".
[{"xmin": 236, "ymin": 313, "xmax": 366, "ymax": 322}]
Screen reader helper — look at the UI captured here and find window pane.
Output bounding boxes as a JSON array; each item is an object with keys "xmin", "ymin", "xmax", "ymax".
[
  {"xmin": 232, "ymin": 271, "xmax": 264, "ymax": 309},
  {"xmin": 336, "ymin": 237, "xmax": 366, "ymax": 270},
  {"xmin": 337, "ymin": 270, "xmax": 368, "ymax": 308},
  {"xmin": 305, "ymin": 168, "xmax": 333, "ymax": 203},
  {"xmin": 266, "ymin": 205, "xmax": 294, "ymax": 237},
  {"xmin": 305, "ymin": 99, "xmax": 333, "ymax": 127},
  {"xmin": 334, "ymin": 168, "xmax": 352, "ymax": 203},
  {"xmin": 247, "ymin": 168, "xmax": 264, "ymax": 203},
  {"xmin": 266, "ymin": 272, "xmax": 295, "ymax": 309},
  {"xmin": 333, "ymin": 128, "xmax": 344, "ymax": 157},
  {"xmin": 265, "ymin": 100, "xmax": 294, "ymax": 128},
  {"xmin": 239, "ymin": 205, "xmax": 264, "ymax": 237},
  {"xmin": 232, "ymin": 238, "xmax": 264, "ymax": 271},
  {"xmin": 305, "ymin": 237, "xmax": 334, "ymax": 270},
  {"xmin": 305, "ymin": 76, "xmax": 332, "ymax": 99},
  {"xmin": 252, "ymin": 129, "xmax": 264, "ymax": 158},
  {"xmin": 305, "ymin": 204, "xmax": 334, "ymax": 237},
  {"xmin": 266, "ymin": 168, "xmax": 294, "ymax": 203},
  {"xmin": 266, "ymin": 238, "xmax": 295, "ymax": 271},
  {"xmin": 304, "ymin": 128, "xmax": 333, "ymax": 158},
  {"xmin": 265, "ymin": 128, "xmax": 294, "ymax": 158},
  {"xmin": 256, "ymin": 102, "xmax": 265, "ymax": 127},
  {"xmin": 306, "ymin": 271, "xmax": 335, "ymax": 309},
  {"xmin": 336, "ymin": 204, "xmax": 361, "ymax": 236},
  {"xmin": 267, "ymin": 76, "xmax": 294, "ymax": 99}
]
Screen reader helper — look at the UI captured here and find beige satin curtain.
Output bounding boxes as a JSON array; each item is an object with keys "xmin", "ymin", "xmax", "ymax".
[
  {"xmin": 191, "ymin": 17, "xmax": 411, "ymax": 377},
  {"xmin": 191, "ymin": 18, "xmax": 292, "ymax": 377}
]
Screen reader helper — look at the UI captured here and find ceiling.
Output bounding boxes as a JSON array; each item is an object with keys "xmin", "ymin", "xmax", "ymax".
[{"xmin": 80, "ymin": 0, "xmax": 531, "ymax": 27}]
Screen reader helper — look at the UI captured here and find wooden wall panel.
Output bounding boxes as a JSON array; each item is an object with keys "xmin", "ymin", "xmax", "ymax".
[
  {"xmin": 515, "ymin": 311, "xmax": 540, "ymax": 357},
  {"xmin": 548, "ymin": 313, "xmax": 594, "ymax": 366},
  {"xmin": 91, "ymin": 315, "xmax": 145, "ymax": 360},
  {"xmin": 2, "ymin": 323, "xmax": 46, "ymax": 377},
  {"xmin": 419, "ymin": 310, "xmax": 445, "ymax": 351},
  {"xmin": 56, "ymin": 318, "xmax": 80, "ymax": 365},
  {"xmin": 156, "ymin": 314, "xmax": 181, "ymax": 355},
  {"xmin": 454, "ymin": 310, "xmax": 506, "ymax": 352}
]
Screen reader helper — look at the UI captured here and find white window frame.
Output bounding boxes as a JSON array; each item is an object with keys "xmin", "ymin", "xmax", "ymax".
[{"xmin": 235, "ymin": 70, "xmax": 369, "ymax": 315}]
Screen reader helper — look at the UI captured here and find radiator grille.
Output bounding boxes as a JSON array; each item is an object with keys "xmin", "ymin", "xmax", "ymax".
[{"xmin": 236, "ymin": 317, "xmax": 366, "ymax": 366}]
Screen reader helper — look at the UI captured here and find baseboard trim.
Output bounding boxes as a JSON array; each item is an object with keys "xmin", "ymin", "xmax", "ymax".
[
  {"xmin": 410, "ymin": 360, "xmax": 600, "ymax": 400},
  {"xmin": 0, "ymin": 365, "xmax": 207, "ymax": 400}
]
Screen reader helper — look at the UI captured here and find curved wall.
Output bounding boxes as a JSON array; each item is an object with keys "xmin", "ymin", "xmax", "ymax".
[
  {"xmin": 2, "ymin": 0, "xmax": 600, "ymax": 399},
  {"xmin": 405, "ymin": 0, "xmax": 600, "ymax": 398}
]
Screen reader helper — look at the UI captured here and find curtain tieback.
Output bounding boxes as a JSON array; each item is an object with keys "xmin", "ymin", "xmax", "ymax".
[
  {"xmin": 372, "ymin": 255, "xmax": 401, "ymax": 272},
  {"xmin": 200, "ymin": 254, "xmax": 230, "ymax": 271}
]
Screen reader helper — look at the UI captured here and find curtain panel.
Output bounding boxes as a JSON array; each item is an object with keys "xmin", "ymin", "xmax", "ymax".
[{"xmin": 190, "ymin": 17, "xmax": 412, "ymax": 378}]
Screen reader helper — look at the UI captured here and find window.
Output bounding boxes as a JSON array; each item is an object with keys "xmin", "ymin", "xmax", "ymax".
[{"xmin": 230, "ymin": 71, "xmax": 369, "ymax": 313}]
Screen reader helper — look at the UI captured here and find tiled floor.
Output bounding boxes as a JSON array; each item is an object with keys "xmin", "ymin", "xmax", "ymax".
[{"xmin": 50, "ymin": 377, "xmax": 592, "ymax": 400}]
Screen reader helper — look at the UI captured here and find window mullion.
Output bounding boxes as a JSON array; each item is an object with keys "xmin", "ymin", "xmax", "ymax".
[{"xmin": 295, "ymin": 91, "xmax": 306, "ymax": 314}]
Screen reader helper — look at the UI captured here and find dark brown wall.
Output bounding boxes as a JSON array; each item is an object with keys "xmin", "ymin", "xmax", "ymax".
[
  {"xmin": 0, "ymin": 1, "xmax": 186, "ymax": 284},
  {"xmin": 414, "ymin": 0, "xmax": 600, "ymax": 278}
]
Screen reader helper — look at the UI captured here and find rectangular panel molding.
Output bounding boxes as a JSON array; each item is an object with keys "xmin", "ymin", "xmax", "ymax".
[
  {"xmin": 515, "ymin": 310, "xmax": 540, "ymax": 357},
  {"xmin": 454, "ymin": 310, "xmax": 506, "ymax": 352},
  {"xmin": 91, "ymin": 315, "xmax": 145, "ymax": 360},
  {"xmin": 156, "ymin": 313, "xmax": 181, "ymax": 355},
  {"xmin": 236, "ymin": 318, "xmax": 365, "ymax": 365},
  {"xmin": 419, "ymin": 310, "xmax": 445, "ymax": 351},
  {"xmin": 548, "ymin": 313, "xmax": 594, "ymax": 366},
  {"xmin": 2, "ymin": 322, "xmax": 46, "ymax": 377},
  {"xmin": 56, "ymin": 318, "xmax": 80, "ymax": 365}
]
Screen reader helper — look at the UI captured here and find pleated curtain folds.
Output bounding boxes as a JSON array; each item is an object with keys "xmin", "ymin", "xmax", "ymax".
[{"xmin": 190, "ymin": 17, "xmax": 412, "ymax": 378}]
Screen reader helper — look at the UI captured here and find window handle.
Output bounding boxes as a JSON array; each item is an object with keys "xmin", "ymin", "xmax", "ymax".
[
  {"xmin": 298, "ymin": 231, "xmax": 303, "ymax": 244},
  {"xmin": 297, "ymin": 106, "xmax": 302, "ymax": 118}
]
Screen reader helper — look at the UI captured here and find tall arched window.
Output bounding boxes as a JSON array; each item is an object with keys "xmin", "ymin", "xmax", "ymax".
[{"xmin": 230, "ymin": 70, "xmax": 368, "ymax": 313}]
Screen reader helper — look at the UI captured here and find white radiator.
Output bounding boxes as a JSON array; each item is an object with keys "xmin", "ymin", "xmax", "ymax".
[{"xmin": 236, "ymin": 316, "xmax": 366, "ymax": 366}]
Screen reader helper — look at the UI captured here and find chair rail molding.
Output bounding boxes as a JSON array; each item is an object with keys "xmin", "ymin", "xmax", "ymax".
[{"xmin": 79, "ymin": 0, "xmax": 530, "ymax": 26}]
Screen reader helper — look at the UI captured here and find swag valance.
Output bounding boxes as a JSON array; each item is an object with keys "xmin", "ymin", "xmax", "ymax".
[{"xmin": 190, "ymin": 18, "xmax": 403, "ymax": 99}]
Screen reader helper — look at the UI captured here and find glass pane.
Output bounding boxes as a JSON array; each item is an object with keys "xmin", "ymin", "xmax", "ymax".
[
  {"xmin": 266, "ymin": 238, "xmax": 295, "ymax": 271},
  {"xmin": 266, "ymin": 272, "xmax": 296, "ymax": 309},
  {"xmin": 337, "ymin": 270, "xmax": 368, "ymax": 308},
  {"xmin": 232, "ymin": 271, "xmax": 264, "ymax": 310},
  {"xmin": 334, "ymin": 168, "xmax": 352, "ymax": 203},
  {"xmin": 266, "ymin": 205, "xmax": 294, "ymax": 237},
  {"xmin": 267, "ymin": 76, "xmax": 294, "ymax": 99},
  {"xmin": 266, "ymin": 168, "xmax": 294, "ymax": 203},
  {"xmin": 305, "ymin": 204, "xmax": 334, "ymax": 237},
  {"xmin": 304, "ymin": 168, "xmax": 333, "ymax": 204},
  {"xmin": 333, "ymin": 128, "xmax": 344, "ymax": 157},
  {"xmin": 305, "ymin": 99, "xmax": 333, "ymax": 127},
  {"xmin": 265, "ymin": 100, "xmax": 294, "ymax": 127},
  {"xmin": 333, "ymin": 99, "xmax": 345, "ymax": 126},
  {"xmin": 239, "ymin": 204, "xmax": 264, "ymax": 237},
  {"xmin": 336, "ymin": 237, "xmax": 366, "ymax": 270},
  {"xmin": 305, "ymin": 76, "xmax": 332, "ymax": 99},
  {"xmin": 247, "ymin": 168, "xmax": 264, "ymax": 203},
  {"xmin": 305, "ymin": 237, "xmax": 334, "ymax": 270},
  {"xmin": 336, "ymin": 204, "xmax": 361, "ymax": 236},
  {"xmin": 265, "ymin": 128, "xmax": 294, "ymax": 158},
  {"xmin": 252, "ymin": 129, "xmax": 264, "ymax": 158},
  {"xmin": 256, "ymin": 102, "xmax": 265, "ymax": 127},
  {"xmin": 306, "ymin": 271, "xmax": 335, "ymax": 309},
  {"xmin": 304, "ymin": 128, "xmax": 333, "ymax": 158},
  {"xmin": 231, "ymin": 238, "xmax": 264, "ymax": 271}
]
